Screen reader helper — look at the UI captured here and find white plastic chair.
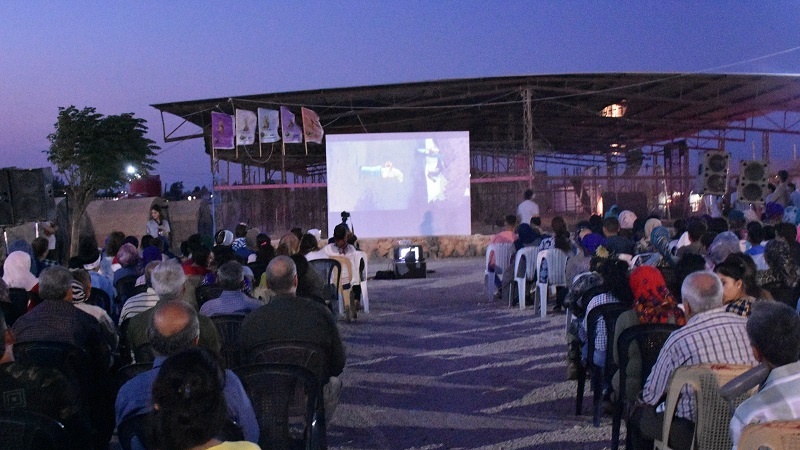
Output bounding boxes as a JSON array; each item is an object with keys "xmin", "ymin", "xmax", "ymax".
[
  {"xmin": 330, "ymin": 255, "xmax": 356, "ymax": 321},
  {"xmin": 534, "ymin": 248, "xmax": 569, "ymax": 318},
  {"xmin": 354, "ymin": 250, "xmax": 369, "ymax": 313},
  {"xmin": 512, "ymin": 246, "xmax": 539, "ymax": 311},
  {"xmin": 628, "ymin": 252, "xmax": 661, "ymax": 269},
  {"xmin": 484, "ymin": 243, "xmax": 514, "ymax": 299}
]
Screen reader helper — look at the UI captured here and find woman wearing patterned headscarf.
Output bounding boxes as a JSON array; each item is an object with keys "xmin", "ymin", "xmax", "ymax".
[
  {"xmin": 758, "ymin": 239, "xmax": 800, "ymax": 308},
  {"xmin": 612, "ymin": 265, "xmax": 686, "ymax": 401}
]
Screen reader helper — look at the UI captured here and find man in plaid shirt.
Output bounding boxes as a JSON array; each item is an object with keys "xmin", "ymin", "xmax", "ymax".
[{"xmin": 628, "ymin": 271, "xmax": 757, "ymax": 450}]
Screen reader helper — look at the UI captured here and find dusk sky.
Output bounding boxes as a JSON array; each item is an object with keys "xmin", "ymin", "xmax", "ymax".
[{"xmin": 2, "ymin": 2, "xmax": 799, "ymax": 189}]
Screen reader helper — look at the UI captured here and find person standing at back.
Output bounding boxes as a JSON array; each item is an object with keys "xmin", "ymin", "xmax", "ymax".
[{"xmin": 517, "ymin": 189, "xmax": 540, "ymax": 226}]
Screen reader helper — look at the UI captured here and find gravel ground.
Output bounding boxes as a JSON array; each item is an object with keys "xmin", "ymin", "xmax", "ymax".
[{"xmin": 329, "ymin": 256, "xmax": 621, "ymax": 450}]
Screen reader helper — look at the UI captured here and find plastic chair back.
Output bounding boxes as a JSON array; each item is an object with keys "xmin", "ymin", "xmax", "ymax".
[
  {"xmin": 210, "ymin": 314, "xmax": 246, "ymax": 369},
  {"xmin": 611, "ymin": 323, "xmax": 680, "ymax": 450},
  {"xmin": 330, "ymin": 255, "xmax": 355, "ymax": 320},
  {"xmin": 654, "ymin": 364, "xmax": 756, "ymax": 450},
  {"xmin": 576, "ymin": 301, "xmax": 630, "ymax": 426},
  {"xmin": 629, "ymin": 252, "xmax": 662, "ymax": 269},
  {"xmin": 484, "ymin": 243, "xmax": 514, "ymax": 299},
  {"xmin": 511, "ymin": 246, "xmax": 538, "ymax": 310},
  {"xmin": 234, "ymin": 363, "xmax": 323, "ymax": 450},
  {"xmin": 7, "ymin": 288, "xmax": 29, "ymax": 324},
  {"xmin": 309, "ymin": 258, "xmax": 342, "ymax": 312},
  {"xmin": 0, "ymin": 409, "xmax": 66, "ymax": 450},
  {"xmin": 738, "ymin": 420, "xmax": 800, "ymax": 450},
  {"xmin": 354, "ymin": 250, "xmax": 369, "ymax": 312}
]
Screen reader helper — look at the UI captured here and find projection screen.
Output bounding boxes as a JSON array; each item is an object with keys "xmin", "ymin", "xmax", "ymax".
[{"xmin": 326, "ymin": 131, "xmax": 471, "ymax": 239}]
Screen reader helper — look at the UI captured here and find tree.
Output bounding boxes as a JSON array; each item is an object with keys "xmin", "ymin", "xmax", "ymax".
[
  {"xmin": 166, "ymin": 181, "xmax": 185, "ymax": 200},
  {"xmin": 47, "ymin": 106, "xmax": 159, "ymax": 256}
]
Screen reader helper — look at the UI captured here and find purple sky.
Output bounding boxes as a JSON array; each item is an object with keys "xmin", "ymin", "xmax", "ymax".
[{"xmin": 2, "ymin": 2, "xmax": 799, "ymax": 189}]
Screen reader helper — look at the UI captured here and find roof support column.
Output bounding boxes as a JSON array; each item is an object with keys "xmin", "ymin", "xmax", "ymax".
[{"xmin": 523, "ymin": 88, "xmax": 534, "ymax": 189}]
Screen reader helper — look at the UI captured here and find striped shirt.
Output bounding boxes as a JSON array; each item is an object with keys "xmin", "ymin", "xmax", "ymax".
[
  {"xmin": 730, "ymin": 360, "xmax": 800, "ymax": 449},
  {"xmin": 580, "ymin": 293, "xmax": 620, "ymax": 353},
  {"xmin": 118, "ymin": 288, "xmax": 159, "ymax": 325},
  {"xmin": 642, "ymin": 307, "xmax": 756, "ymax": 421}
]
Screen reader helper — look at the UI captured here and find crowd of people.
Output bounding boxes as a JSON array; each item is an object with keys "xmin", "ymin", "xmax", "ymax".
[
  {"xmin": 495, "ymin": 187, "xmax": 800, "ymax": 449},
  {"xmin": 0, "ymin": 209, "xmax": 349, "ymax": 450}
]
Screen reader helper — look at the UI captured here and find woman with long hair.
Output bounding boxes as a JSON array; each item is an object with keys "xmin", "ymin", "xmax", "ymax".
[
  {"xmin": 580, "ymin": 259, "xmax": 633, "ymax": 367},
  {"xmin": 715, "ymin": 254, "xmax": 762, "ymax": 317},
  {"xmin": 150, "ymin": 348, "xmax": 260, "ymax": 450},
  {"xmin": 146, "ymin": 204, "xmax": 170, "ymax": 239}
]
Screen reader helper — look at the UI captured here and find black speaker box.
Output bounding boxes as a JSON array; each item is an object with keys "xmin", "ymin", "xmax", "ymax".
[
  {"xmin": 0, "ymin": 169, "xmax": 14, "ymax": 226},
  {"xmin": 700, "ymin": 151, "xmax": 730, "ymax": 196},
  {"xmin": 737, "ymin": 160, "xmax": 769, "ymax": 204},
  {"xmin": 9, "ymin": 168, "xmax": 56, "ymax": 223}
]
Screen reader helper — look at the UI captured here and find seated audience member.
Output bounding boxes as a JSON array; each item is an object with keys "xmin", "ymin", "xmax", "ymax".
[
  {"xmin": 322, "ymin": 224, "xmax": 355, "ymax": 258},
  {"xmin": 628, "ymin": 271, "xmax": 757, "ymax": 450},
  {"xmin": 745, "ymin": 222, "xmax": 768, "ymax": 270},
  {"xmin": 564, "ymin": 256, "xmax": 608, "ymax": 380},
  {"xmin": 730, "ymin": 301, "xmax": 800, "ymax": 449},
  {"xmin": 240, "ymin": 256, "xmax": 346, "ymax": 420},
  {"xmin": 488, "ymin": 214, "xmax": 517, "ymax": 271},
  {"xmin": 714, "ymin": 255, "xmax": 761, "ymax": 317},
  {"xmin": 0, "ymin": 309, "xmax": 92, "ymax": 450},
  {"xmin": 199, "ymin": 261, "xmax": 261, "ymax": 317},
  {"xmin": 298, "ymin": 232, "xmax": 320, "ymax": 257},
  {"xmin": 247, "ymin": 233, "xmax": 274, "ymax": 284},
  {"xmin": 32, "ymin": 236, "xmax": 59, "ymax": 274},
  {"xmin": 671, "ymin": 253, "xmax": 708, "ymax": 302},
  {"xmin": 635, "ymin": 217, "xmax": 662, "ymax": 254},
  {"xmin": 80, "ymin": 244, "xmax": 116, "ymax": 303},
  {"xmin": 12, "ymin": 266, "xmax": 113, "ymax": 363},
  {"xmin": 706, "ymin": 231, "xmax": 742, "ymax": 268},
  {"xmin": 618, "ymin": 210, "xmax": 638, "ymax": 240},
  {"xmin": 182, "ymin": 244, "xmax": 212, "ymax": 277},
  {"xmin": 113, "ymin": 243, "xmax": 142, "ymax": 285},
  {"xmin": 276, "ymin": 232, "xmax": 301, "ymax": 257},
  {"xmin": 12, "ymin": 266, "xmax": 116, "ymax": 448},
  {"xmin": 613, "ymin": 266, "xmax": 686, "ymax": 401},
  {"xmin": 565, "ymin": 225, "xmax": 604, "ymax": 284},
  {"xmin": 538, "ymin": 216, "xmax": 574, "ymax": 311},
  {"xmin": 3, "ymin": 250, "xmax": 39, "ymax": 295},
  {"xmin": 757, "ymin": 239, "xmax": 800, "ymax": 308},
  {"xmin": 499, "ymin": 223, "xmax": 539, "ymax": 303},
  {"xmin": 118, "ymin": 261, "xmax": 161, "ymax": 324},
  {"xmin": 150, "ymin": 347, "xmax": 261, "ymax": 450},
  {"xmin": 602, "ymin": 217, "xmax": 635, "ymax": 256},
  {"xmin": 116, "ymin": 302, "xmax": 258, "ymax": 443},
  {"xmin": 579, "ymin": 259, "xmax": 633, "ymax": 368},
  {"xmin": 232, "ymin": 223, "xmax": 254, "ymax": 260},
  {"xmin": 127, "ymin": 260, "xmax": 221, "ymax": 358},
  {"xmin": 728, "ymin": 210, "xmax": 747, "ymax": 240},
  {"xmin": 675, "ymin": 218, "xmax": 708, "ymax": 260},
  {"xmin": 775, "ymin": 221, "xmax": 800, "ymax": 265},
  {"xmin": 70, "ymin": 269, "xmax": 117, "ymax": 345}
]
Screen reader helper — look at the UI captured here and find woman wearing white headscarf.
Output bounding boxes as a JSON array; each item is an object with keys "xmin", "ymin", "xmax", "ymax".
[{"xmin": 2, "ymin": 251, "xmax": 38, "ymax": 292}]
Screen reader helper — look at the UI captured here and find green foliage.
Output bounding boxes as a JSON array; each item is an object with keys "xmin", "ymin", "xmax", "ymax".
[
  {"xmin": 167, "ymin": 181, "xmax": 185, "ymax": 200},
  {"xmin": 46, "ymin": 106, "xmax": 159, "ymax": 196}
]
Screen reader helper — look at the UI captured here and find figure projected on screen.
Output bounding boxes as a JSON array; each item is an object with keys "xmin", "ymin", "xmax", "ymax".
[
  {"xmin": 360, "ymin": 161, "xmax": 404, "ymax": 183},
  {"xmin": 417, "ymin": 139, "xmax": 447, "ymax": 202}
]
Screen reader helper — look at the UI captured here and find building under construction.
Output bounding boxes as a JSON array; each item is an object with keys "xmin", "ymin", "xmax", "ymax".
[{"xmin": 151, "ymin": 73, "xmax": 800, "ymax": 236}]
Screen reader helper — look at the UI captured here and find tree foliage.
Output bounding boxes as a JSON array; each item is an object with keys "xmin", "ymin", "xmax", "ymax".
[{"xmin": 46, "ymin": 105, "xmax": 160, "ymax": 255}]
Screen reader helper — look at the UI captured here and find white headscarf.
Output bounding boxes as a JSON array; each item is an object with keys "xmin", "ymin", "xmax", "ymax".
[{"xmin": 2, "ymin": 251, "xmax": 38, "ymax": 291}]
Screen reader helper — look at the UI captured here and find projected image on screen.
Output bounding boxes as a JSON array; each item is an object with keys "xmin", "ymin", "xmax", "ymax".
[{"xmin": 326, "ymin": 131, "xmax": 471, "ymax": 239}]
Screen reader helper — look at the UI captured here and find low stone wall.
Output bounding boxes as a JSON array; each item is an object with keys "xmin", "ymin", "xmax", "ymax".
[{"xmin": 356, "ymin": 235, "xmax": 493, "ymax": 260}]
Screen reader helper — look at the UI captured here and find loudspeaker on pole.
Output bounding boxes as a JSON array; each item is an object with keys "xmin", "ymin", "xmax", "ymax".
[
  {"xmin": 737, "ymin": 160, "xmax": 769, "ymax": 204},
  {"xmin": 700, "ymin": 151, "xmax": 730, "ymax": 196}
]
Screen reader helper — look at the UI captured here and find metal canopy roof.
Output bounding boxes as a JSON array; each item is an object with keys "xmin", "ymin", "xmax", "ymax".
[{"xmin": 151, "ymin": 73, "xmax": 800, "ymax": 174}]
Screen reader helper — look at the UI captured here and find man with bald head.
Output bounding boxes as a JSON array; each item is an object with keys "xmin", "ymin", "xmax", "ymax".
[
  {"xmin": 241, "ymin": 255, "xmax": 346, "ymax": 418},
  {"xmin": 125, "ymin": 259, "xmax": 220, "ymax": 360},
  {"xmin": 627, "ymin": 271, "xmax": 758, "ymax": 450},
  {"xmin": 115, "ymin": 301, "xmax": 258, "ymax": 443}
]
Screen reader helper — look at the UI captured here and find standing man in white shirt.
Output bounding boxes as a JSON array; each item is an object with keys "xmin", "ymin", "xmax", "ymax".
[{"xmin": 517, "ymin": 189, "xmax": 540, "ymax": 226}]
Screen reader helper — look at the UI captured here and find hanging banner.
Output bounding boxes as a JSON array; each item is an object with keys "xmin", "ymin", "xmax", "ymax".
[
  {"xmin": 280, "ymin": 106, "xmax": 303, "ymax": 144},
  {"xmin": 235, "ymin": 109, "xmax": 256, "ymax": 146},
  {"xmin": 301, "ymin": 107, "xmax": 324, "ymax": 144},
  {"xmin": 211, "ymin": 112, "xmax": 234, "ymax": 149},
  {"xmin": 257, "ymin": 108, "xmax": 280, "ymax": 143}
]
